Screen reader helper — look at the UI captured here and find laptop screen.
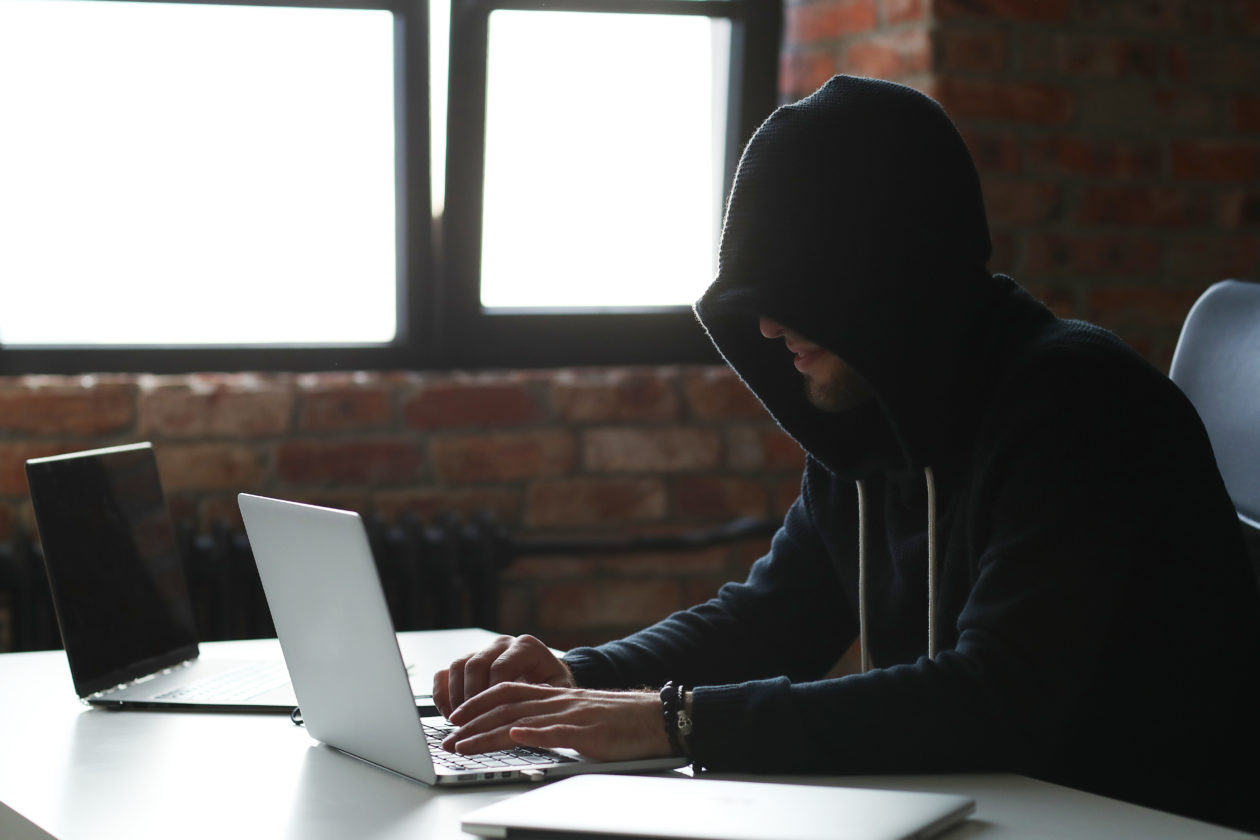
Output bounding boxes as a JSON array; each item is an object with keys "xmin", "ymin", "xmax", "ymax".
[{"xmin": 25, "ymin": 442, "xmax": 199, "ymax": 697}]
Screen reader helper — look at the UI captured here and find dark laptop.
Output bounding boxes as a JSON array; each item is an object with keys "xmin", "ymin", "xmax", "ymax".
[{"xmin": 24, "ymin": 442, "xmax": 297, "ymax": 711}]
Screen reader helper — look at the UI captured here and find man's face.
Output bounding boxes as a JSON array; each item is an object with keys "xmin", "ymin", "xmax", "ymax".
[{"xmin": 759, "ymin": 317, "xmax": 874, "ymax": 413}]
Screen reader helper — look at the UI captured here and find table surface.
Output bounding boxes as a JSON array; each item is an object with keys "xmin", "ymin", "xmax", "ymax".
[{"xmin": 1, "ymin": 630, "xmax": 1253, "ymax": 840}]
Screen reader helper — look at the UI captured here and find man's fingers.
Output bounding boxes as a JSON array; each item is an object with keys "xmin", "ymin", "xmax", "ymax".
[
  {"xmin": 446, "ymin": 655, "xmax": 469, "ymax": 711},
  {"xmin": 432, "ymin": 668, "xmax": 453, "ymax": 719},
  {"xmin": 507, "ymin": 723, "xmax": 584, "ymax": 751},
  {"xmin": 491, "ymin": 634, "xmax": 574, "ymax": 688},
  {"xmin": 448, "ymin": 681, "xmax": 555, "ymax": 726},
  {"xmin": 436, "ymin": 636, "xmax": 515, "ymax": 715}
]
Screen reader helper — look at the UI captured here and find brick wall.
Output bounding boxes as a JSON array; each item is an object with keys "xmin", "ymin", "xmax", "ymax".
[
  {"xmin": 782, "ymin": 0, "xmax": 1260, "ymax": 369},
  {"xmin": 0, "ymin": 369, "xmax": 800, "ymax": 649},
  {"xmin": 3, "ymin": 1, "xmax": 1258, "ymax": 651}
]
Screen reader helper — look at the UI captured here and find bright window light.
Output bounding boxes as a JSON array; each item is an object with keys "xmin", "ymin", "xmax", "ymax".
[
  {"xmin": 479, "ymin": 10, "xmax": 729, "ymax": 310},
  {"xmin": 0, "ymin": 0, "xmax": 396, "ymax": 346}
]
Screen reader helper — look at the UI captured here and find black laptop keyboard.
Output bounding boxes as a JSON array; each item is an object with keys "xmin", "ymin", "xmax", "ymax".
[{"xmin": 421, "ymin": 722, "xmax": 577, "ymax": 772}]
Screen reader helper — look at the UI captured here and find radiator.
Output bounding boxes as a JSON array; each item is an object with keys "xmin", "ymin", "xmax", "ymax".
[
  {"xmin": 0, "ymin": 513, "xmax": 778, "ymax": 654},
  {"xmin": 0, "ymin": 511, "xmax": 513, "ymax": 653}
]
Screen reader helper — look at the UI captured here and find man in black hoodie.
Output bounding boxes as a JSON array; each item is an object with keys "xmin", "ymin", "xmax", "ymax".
[{"xmin": 433, "ymin": 75, "xmax": 1260, "ymax": 832}]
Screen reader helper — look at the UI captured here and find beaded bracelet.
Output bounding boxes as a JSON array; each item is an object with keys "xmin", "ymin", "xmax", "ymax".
[{"xmin": 660, "ymin": 680, "xmax": 693, "ymax": 759}]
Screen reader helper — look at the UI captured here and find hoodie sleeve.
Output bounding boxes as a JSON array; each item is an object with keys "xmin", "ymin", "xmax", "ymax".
[
  {"xmin": 563, "ymin": 478, "xmax": 858, "ymax": 692},
  {"xmin": 684, "ymin": 353, "xmax": 1224, "ymax": 777}
]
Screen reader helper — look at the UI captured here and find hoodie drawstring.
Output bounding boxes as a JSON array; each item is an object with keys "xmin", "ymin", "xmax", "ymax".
[{"xmin": 856, "ymin": 467, "xmax": 938, "ymax": 674}]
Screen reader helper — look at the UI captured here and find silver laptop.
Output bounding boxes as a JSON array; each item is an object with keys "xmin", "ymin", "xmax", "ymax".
[
  {"xmin": 462, "ymin": 774, "xmax": 976, "ymax": 840},
  {"xmin": 24, "ymin": 443, "xmax": 297, "ymax": 712},
  {"xmin": 238, "ymin": 492, "xmax": 688, "ymax": 786}
]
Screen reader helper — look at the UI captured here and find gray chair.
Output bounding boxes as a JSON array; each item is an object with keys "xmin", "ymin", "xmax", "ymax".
[{"xmin": 1169, "ymin": 279, "xmax": 1260, "ymax": 576}]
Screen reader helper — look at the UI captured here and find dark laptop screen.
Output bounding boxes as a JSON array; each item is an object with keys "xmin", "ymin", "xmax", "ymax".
[{"xmin": 25, "ymin": 442, "xmax": 198, "ymax": 697}]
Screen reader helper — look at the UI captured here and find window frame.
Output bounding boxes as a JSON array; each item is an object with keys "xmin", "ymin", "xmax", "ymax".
[
  {"xmin": 0, "ymin": 0, "xmax": 781, "ymax": 375},
  {"xmin": 438, "ymin": 0, "xmax": 781, "ymax": 370},
  {"xmin": 0, "ymin": 0, "xmax": 433, "ymax": 376}
]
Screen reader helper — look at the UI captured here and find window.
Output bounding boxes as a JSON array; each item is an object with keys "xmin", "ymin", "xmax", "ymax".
[
  {"xmin": 0, "ymin": 0, "xmax": 781, "ymax": 373},
  {"xmin": 440, "ymin": 0, "xmax": 781, "ymax": 368}
]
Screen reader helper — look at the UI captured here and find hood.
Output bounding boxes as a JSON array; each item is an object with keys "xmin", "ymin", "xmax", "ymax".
[{"xmin": 695, "ymin": 75, "xmax": 1007, "ymax": 479}]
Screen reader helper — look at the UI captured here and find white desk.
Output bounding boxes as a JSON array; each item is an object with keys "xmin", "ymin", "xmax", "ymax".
[{"xmin": 1, "ymin": 631, "xmax": 1254, "ymax": 840}]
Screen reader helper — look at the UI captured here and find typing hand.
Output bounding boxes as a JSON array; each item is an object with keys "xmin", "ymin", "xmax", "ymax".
[
  {"xmin": 441, "ymin": 682, "xmax": 672, "ymax": 762},
  {"xmin": 432, "ymin": 634, "xmax": 576, "ymax": 719}
]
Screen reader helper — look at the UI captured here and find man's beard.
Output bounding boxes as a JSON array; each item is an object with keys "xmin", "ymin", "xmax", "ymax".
[{"xmin": 804, "ymin": 374, "xmax": 873, "ymax": 414}]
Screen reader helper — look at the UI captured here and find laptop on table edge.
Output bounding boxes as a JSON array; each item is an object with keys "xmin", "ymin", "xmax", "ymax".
[
  {"xmin": 461, "ymin": 773, "xmax": 977, "ymax": 840},
  {"xmin": 24, "ymin": 442, "xmax": 301, "ymax": 712},
  {"xmin": 237, "ymin": 492, "xmax": 688, "ymax": 787}
]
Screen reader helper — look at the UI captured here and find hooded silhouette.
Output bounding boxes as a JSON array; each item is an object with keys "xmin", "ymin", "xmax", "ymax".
[{"xmin": 565, "ymin": 76, "xmax": 1260, "ymax": 832}]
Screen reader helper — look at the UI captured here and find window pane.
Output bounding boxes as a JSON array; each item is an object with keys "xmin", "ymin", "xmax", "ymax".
[
  {"xmin": 0, "ymin": 0, "xmax": 396, "ymax": 345},
  {"xmin": 480, "ymin": 10, "xmax": 729, "ymax": 310}
]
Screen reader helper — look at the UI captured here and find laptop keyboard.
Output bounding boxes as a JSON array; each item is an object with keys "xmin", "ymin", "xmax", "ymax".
[
  {"xmin": 422, "ymin": 722, "xmax": 577, "ymax": 772},
  {"xmin": 152, "ymin": 661, "xmax": 289, "ymax": 702}
]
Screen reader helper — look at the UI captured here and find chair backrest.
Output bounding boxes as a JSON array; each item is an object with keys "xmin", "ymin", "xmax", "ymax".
[{"xmin": 1169, "ymin": 279, "xmax": 1260, "ymax": 568}]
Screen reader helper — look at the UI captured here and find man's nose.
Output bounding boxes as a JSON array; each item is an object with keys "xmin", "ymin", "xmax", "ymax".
[{"xmin": 759, "ymin": 317, "xmax": 785, "ymax": 339}]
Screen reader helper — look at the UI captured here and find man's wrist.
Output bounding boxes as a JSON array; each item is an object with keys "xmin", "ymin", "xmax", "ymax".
[{"xmin": 660, "ymin": 681, "xmax": 694, "ymax": 759}]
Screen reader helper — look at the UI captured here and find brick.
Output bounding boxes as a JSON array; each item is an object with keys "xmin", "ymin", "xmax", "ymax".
[
  {"xmin": 961, "ymin": 130, "xmax": 1021, "ymax": 174},
  {"xmin": 727, "ymin": 425, "xmax": 805, "ymax": 472},
  {"xmin": 549, "ymin": 370, "xmax": 680, "ymax": 422},
  {"xmin": 1075, "ymin": 0, "xmax": 1194, "ymax": 31},
  {"xmin": 1233, "ymin": 96, "xmax": 1260, "ymax": 134},
  {"xmin": 1076, "ymin": 88, "xmax": 1214, "ymax": 136},
  {"xmin": 495, "ymin": 585, "xmax": 535, "ymax": 635},
  {"xmin": 525, "ymin": 478, "xmax": 666, "ymax": 527},
  {"xmin": 1171, "ymin": 140, "xmax": 1260, "ymax": 182},
  {"xmin": 934, "ymin": 0, "xmax": 1070, "ymax": 21},
  {"xmin": 842, "ymin": 28, "xmax": 931, "ymax": 78},
  {"xmin": 275, "ymin": 439, "xmax": 423, "ymax": 485},
  {"xmin": 1023, "ymin": 136, "xmax": 1161, "ymax": 179},
  {"xmin": 298, "ymin": 387, "xmax": 392, "ymax": 432},
  {"xmin": 0, "ymin": 502, "xmax": 13, "ymax": 542},
  {"xmin": 583, "ymin": 428, "xmax": 721, "ymax": 473},
  {"xmin": 1075, "ymin": 185, "xmax": 1209, "ymax": 227},
  {"xmin": 431, "ymin": 431, "xmax": 576, "ymax": 484},
  {"xmin": 1023, "ymin": 233, "xmax": 1163, "ymax": 278},
  {"xmin": 599, "ymin": 546, "xmax": 730, "ymax": 578},
  {"xmin": 501, "ymin": 555, "xmax": 600, "ymax": 582},
  {"xmin": 1084, "ymin": 285, "xmax": 1206, "ymax": 331},
  {"xmin": 1022, "ymin": 34, "xmax": 1164, "ymax": 79},
  {"xmin": 671, "ymin": 476, "xmax": 769, "ymax": 520},
  {"xmin": 139, "ymin": 383, "xmax": 292, "ymax": 438},
  {"xmin": 535, "ymin": 579, "xmax": 682, "ymax": 630},
  {"xmin": 1223, "ymin": 0, "xmax": 1260, "ymax": 35},
  {"xmin": 934, "ymin": 27, "xmax": 1009, "ymax": 74},
  {"xmin": 785, "ymin": 0, "xmax": 878, "ymax": 44},
  {"xmin": 935, "ymin": 78, "xmax": 1074, "ymax": 126},
  {"xmin": 0, "ymin": 383, "xmax": 134, "ymax": 437},
  {"xmin": 154, "ymin": 443, "xmax": 266, "ymax": 492},
  {"xmin": 682, "ymin": 367, "xmax": 765, "ymax": 421},
  {"xmin": 372, "ymin": 488, "xmax": 522, "ymax": 525},
  {"xmin": 780, "ymin": 49, "xmax": 840, "ymax": 101},
  {"xmin": 403, "ymin": 379, "xmax": 545, "ymax": 430},
  {"xmin": 0, "ymin": 442, "xmax": 81, "ymax": 495},
  {"xmin": 1220, "ymin": 191, "xmax": 1260, "ymax": 228},
  {"xmin": 1165, "ymin": 235, "xmax": 1260, "ymax": 282},
  {"xmin": 882, "ymin": 0, "xmax": 926, "ymax": 24},
  {"xmin": 1163, "ymin": 44, "xmax": 1256, "ymax": 87},
  {"xmin": 775, "ymin": 481, "xmax": 803, "ymax": 517},
  {"xmin": 982, "ymin": 179, "xmax": 1064, "ymax": 226}
]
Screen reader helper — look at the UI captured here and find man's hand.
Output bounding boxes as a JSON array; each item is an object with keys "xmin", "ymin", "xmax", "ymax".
[
  {"xmin": 441, "ymin": 682, "xmax": 673, "ymax": 762},
  {"xmin": 431, "ymin": 634, "xmax": 576, "ymax": 719}
]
